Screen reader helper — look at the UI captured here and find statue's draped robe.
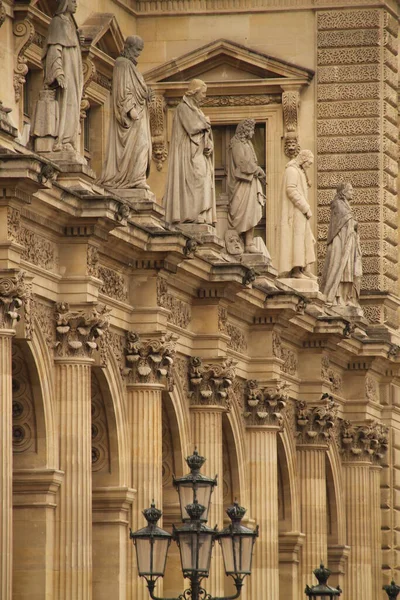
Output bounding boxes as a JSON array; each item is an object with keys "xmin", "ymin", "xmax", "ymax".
[
  {"xmin": 42, "ymin": 13, "xmax": 83, "ymax": 150},
  {"xmin": 164, "ymin": 95, "xmax": 216, "ymax": 225},
  {"xmin": 278, "ymin": 161, "xmax": 315, "ymax": 274},
  {"xmin": 320, "ymin": 195, "xmax": 362, "ymax": 305},
  {"xmin": 227, "ymin": 136, "xmax": 264, "ymax": 233},
  {"xmin": 99, "ymin": 57, "xmax": 151, "ymax": 188}
]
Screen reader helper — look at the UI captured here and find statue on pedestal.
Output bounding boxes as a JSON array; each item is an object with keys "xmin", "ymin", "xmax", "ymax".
[
  {"xmin": 32, "ymin": 0, "xmax": 83, "ymax": 154},
  {"xmin": 278, "ymin": 149, "xmax": 316, "ymax": 279},
  {"xmin": 163, "ymin": 79, "xmax": 216, "ymax": 226},
  {"xmin": 321, "ymin": 182, "xmax": 362, "ymax": 308},
  {"xmin": 98, "ymin": 36, "xmax": 152, "ymax": 190},
  {"xmin": 227, "ymin": 119, "xmax": 266, "ymax": 253}
]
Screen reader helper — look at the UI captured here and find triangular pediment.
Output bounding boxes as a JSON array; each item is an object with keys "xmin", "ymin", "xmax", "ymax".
[
  {"xmin": 80, "ymin": 13, "xmax": 124, "ymax": 60},
  {"xmin": 144, "ymin": 39, "xmax": 314, "ymax": 86}
]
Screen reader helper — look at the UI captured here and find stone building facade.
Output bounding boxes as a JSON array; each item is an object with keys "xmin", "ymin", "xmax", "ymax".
[{"xmin": 0, "ymin": 1, "xmax": 400, "ymax": 600}]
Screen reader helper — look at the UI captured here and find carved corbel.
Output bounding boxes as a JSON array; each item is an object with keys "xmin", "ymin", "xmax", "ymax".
[
  {"xmin": 149, "ymin": 92, "xmax": 168, "ymax": 170},
  {"xmin": 282, "ymin": 86, "xmax": 301, "ymax": 159},
  {"xmin": 54, "ymin": 302, "xmax": 111, "ymax": 358},
  {"xmin": 13, "ymin": 18, "xmax": 35, "ymax": 102},
  {"xmin": 0, "ymin": 270, "xmax": 29, "ymax": 330},
  {"xmin": 188, "ymin": 356, "xmax": 236, "ymax": 409},
  {"xmin": 243, "ymin": 378, "xmax": 289, "ymax": 427},
  {"xmin": 124, "ymin": 330, "xmax": 178, "ymax": 385},
  {"xmin": 81, "ymin": 55, "xmax": 96, "ymax": 118},
  {"xmin": 295, "ymin": 394, "xmax": 338, "ymax": 444}
]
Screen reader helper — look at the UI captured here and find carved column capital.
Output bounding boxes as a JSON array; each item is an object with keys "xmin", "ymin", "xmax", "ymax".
[
  {"xmin": 340, "ymin": 419, "xmax": 389, "ymax": 464},
  {"xmin": 0, "ymin": 270, "xmax": 29, "ymax": 330},
  {"xmin": 188, "ymin": 356, "xmax": 236, "ymax": 409},
  {"xmin": 124, "ymin": 331, "xmax": 178, "ymax": 386},
  {"xmin": 243, "ymin": 378, "xmax": 289, "ymax": 427},
  {"xmin": 54, "ymin": 302, "xmax": 111, "ymax": 359},
  {"xmin": 295, "ymin": 394, "xmax": 338, "ymax": 445}
]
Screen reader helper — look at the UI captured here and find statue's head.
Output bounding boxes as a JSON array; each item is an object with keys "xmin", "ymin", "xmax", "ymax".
[
  {"xmin": 225, "ymin": 229, "xmax": 244, "ymax": 256},
  {"xmin": 186, "ymin": 79, "xmax": 207, "ymax": 105},
  {"xmin": 296, "ymin": 149, "xmax": 314, "ymax": 170},
  {"xmin": 122, "ymin": 36, "xmax": 144, "ymax": 61},
  {"xmin": 284, "ymin": 133, "xmax": 300, "ymax": 158},
  {"xmin": 235, "ymin": 119, "xmax": 256, "ymax": 140},
  {"xmin": 336, "ymin": 182, "xmax": 354, "ymax": 202},
  {"xmin": 55, "ymin": 0, "xmax": 77, "ymax": 14}
]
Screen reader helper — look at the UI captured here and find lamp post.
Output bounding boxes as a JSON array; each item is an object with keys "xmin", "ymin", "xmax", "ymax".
[
  {"xmin": 304, "ymin": 564, "xmax": 341, "ymax": 599},
  {"xmin": 130, "ymin": 450, "xmax": 258, "ymax": 600},
  {"xmin": 383, "ymin": 581, "xmax": 400, "ymax": 600}
]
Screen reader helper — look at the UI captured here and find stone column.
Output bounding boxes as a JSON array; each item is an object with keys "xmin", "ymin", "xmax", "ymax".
[
  {"xmin": 340, "ymin": 420, "xmax": 388, "ymax": 600},
  {"xmin": 295, "ymin": 397, "xmax": 338, "ymax": 593},
  {"xmin": 188, "ymin": 357, "xmax": 236, "ymax": 597},
  {"xmin": 0, "ymin": 271, "xmax": 28, "ymax": 600},
  {"xmin": 125, "ymin": 331, "xmax": 177, "ymax": 600},
  {"xmin": 54, "ymin": 302, "xmax": 110, "ymax": 600},
  {"xmin": 243, "ymin": 379, "xmax": 289, "ymax": 600}
]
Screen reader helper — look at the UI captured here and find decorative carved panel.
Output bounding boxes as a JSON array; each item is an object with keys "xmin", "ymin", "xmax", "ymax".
[
  {"xmin": 91, "ymin": 372, "xmax": 110, "ymax": 473},
  {"xmin": 12, "ymin": 344, "xmax": 37, "ymax": 453}
]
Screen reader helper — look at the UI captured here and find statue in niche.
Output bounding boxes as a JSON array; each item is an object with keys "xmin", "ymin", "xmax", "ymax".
[
  {"xmin": 163, "ymin": 79, "xmax": 216, "ymax": 226},
  {"xmin": 227, "ymin": 119, "xmax": 266, "ymax": 253},
  {"xmin": 278, "ymin": 149, "xmax": 316, "ymax": 279},
  {"xmin": 320, "ymin": 182, "xmax": 362, "ymax": 308},
  {"xmin": 32, "ymin": 0, "xmax": 83, "ymax": 153},
  {"xmin": 98, "ymin": 36, "xmax": 152, "ymax": 189},
  {"xmin": 284, "ymin": 132, "xmax": 300, "ymax": 159}
]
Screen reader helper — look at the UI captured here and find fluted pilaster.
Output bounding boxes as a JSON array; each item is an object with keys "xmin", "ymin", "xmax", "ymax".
[
  {"xmin": 247, "ymin": 426, "xmax": 279, "ymax": 600},
  {"xmin": 297, "ymin": 444, "xmax": 327, "ymax": 595},
  {"xmin": 191, "ymin": 405, "xmax": 225, "ymax": 597},
  {"xmin": 55, "ymin": 358, "xmax": 93, "ymax": 600},
  {"xmin": 370, "ymin": 464, "xmax": 382, "ymax": 600},
  {"xmin": 127, "ymin": 383, "xmax": 163, "ymax": 600},
  {"xmin": 343, "ymin": 461, "xmax": 372, "ymax": 600},
  {"xmin": 0, "ymin": 331, "xmax": 14, "ymax": 600}
]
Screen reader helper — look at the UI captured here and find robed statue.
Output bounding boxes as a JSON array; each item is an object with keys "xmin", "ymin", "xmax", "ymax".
[
  {"xmin": 321, "ymin": 182, "xmax": 362, "ymax": 307},
  {"xmin": 99, "ymin": 36, "xmax": 152, "ymax": 189},
  {"xmin": 33, "ymin": 0, "xmax": 83, "ymax": 152},
  {"xmin": 163, "ymin": 79, "xmax": 216, "ymax": 226},
  {"xmin": 278, "ymin": 149, "xmax": 316, "ymax": 279},
  {"xmin": 227, "ymin": 119, "xmax": 266, "ymax": 253}
]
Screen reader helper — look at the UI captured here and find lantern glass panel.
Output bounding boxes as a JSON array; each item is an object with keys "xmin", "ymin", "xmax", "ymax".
[
  {"xmin": 178, "ymin": 482, "xmax": 213, "ymax": 521},
  {"xmin": 135, "ymin": 538, "xmax": 170, "ymax": 577},
  {"xmin": 177, "ymin": 531, "xmax": 214, "ymax": 574},
  {"xmin": 220, "ymin": 535, "xmax": 255, "ymax": 576}
]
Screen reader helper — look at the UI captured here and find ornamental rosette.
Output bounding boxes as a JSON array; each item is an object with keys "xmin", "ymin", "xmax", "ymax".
[
  {"xmin": 54, "ymin": 302, "xmax": 111, "ymax": 358},
  {"xmin": 295, "ymin": 394, "xmax": 338, "ymax": 445},
  {"xmin": 0, "ymin": 270, "xmax": 29, "ymax": 330},
  {"xmin": 243, "ymin": 378, "xmax": 289, "ymax": 426},
  {"xmin": 125, "ymin": 331, "xmax": 178, "ymax": 384},
  {"xmin": 188, "ymin": 356, "xmax": 236, "ymax": 408}
]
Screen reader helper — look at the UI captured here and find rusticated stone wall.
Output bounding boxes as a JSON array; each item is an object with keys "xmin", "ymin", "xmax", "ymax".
[{"xmin": 316, "ymin": 8, "xmax": 399, "ymax": 328}]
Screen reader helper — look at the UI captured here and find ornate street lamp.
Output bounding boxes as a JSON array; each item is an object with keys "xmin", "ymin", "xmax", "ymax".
[
  {"xmin": 384, "ymin": 581, "xmax": 400, "ymax": 600},
  {"xmin": 130, "ymin": 450, "xmax": 258, "ymax": 600},
  {"xmin": 304, "ymin": 564, "xmax": 341, "ymax": 599}
]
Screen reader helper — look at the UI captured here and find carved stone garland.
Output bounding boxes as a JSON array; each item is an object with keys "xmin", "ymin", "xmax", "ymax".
[
  {"xmin": 295, "ymin": 394, "xmax": 338, "ymax": 444},
  {"xmin": 124, "ymin": 331, "xmax": 178, "ymax": 385},
  {"xmin": 282, "ymin": 88, "xmax": 301, "ymax": 158},
  {"xmin": 54, "ymin": 302, "xmax": 111, "ymax": 358},
  {"xmin": 243, "ymin": 378, "xmax": 289, "ymax": 426},
  {"xmin": 0, "ymin": 271, "xmax": 29, "ymax": 330},
  {"xmin": 149, "ymin": 93, "xmax": 168, "ymax": 171},
  {"xmin": 188, "ymin": 356, "xmax": 236, "ymax": 409}
]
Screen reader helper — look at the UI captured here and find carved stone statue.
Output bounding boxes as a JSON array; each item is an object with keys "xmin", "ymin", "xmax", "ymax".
[
  {"xmin": 320, "ymin": 182, "xmax": 362, "ymax": 308},
  {"xmin": 163, "ymin": 79, "xmax": 216, "ymax": 226},
  {"xmin": 278, "ymin": 149, "xmax": 316, "ymax": 279},
  {"xmin": 227, "ymin": 119, "xmax": 266, "ymax": 253},
  {"xmin": 98, "ymin": 36, "xmax": 152, "ymax": 189},
  {"xmin": 32, "ymin": 0, "xmax": 83, "ymax": 153}
]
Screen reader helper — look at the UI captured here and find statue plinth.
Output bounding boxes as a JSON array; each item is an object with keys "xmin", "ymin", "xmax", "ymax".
[
  {"xmin": 330, "ymin": 304, "xmax": 364, "ymax": 319},
  {"xmin": 109, "ymin": 188, "xmax": 165, "ymax": 230},
  {"xmin": 177, "ymin": 223, "xmax": 224, "ymax": 261},
  {"xmin": 278, "ymin": 277, "xmax": 319, "ymax": 294}
]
